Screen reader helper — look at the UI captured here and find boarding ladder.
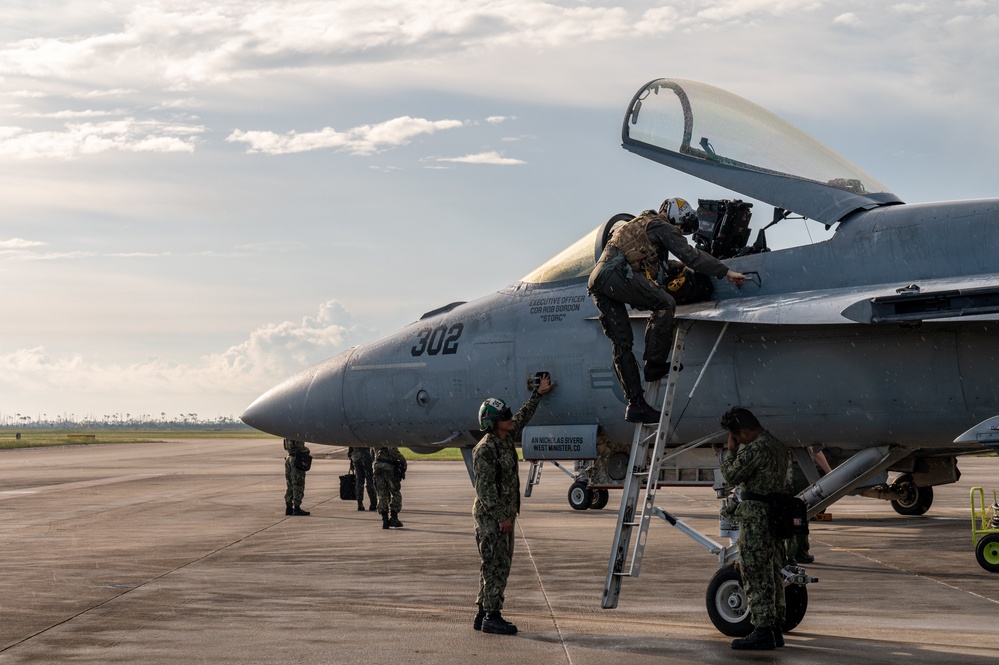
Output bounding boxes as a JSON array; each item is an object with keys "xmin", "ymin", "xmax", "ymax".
[
  {"xmin": 600, "ymin": 322, "xmax": 690, "ymax": 609},
  {"xmin": 601, "ymin": 321, "xmax": 730, "ymax": 609}
]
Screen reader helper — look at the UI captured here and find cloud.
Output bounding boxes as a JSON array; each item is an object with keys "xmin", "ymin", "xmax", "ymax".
[
  {"xmin": 486, "ymin": 115, "xmax": 517, "ymax": 124},
  {"xmin": 227, "ymin": 116, "xmax": 463, "ymax": 155},
  {"xmin": 435, "ymin": 151, "xmax": 525, "ymax": 165},
  {"xmin": 833, "ymin": 12, "xmax": 861, "ymax": 25},
  {"xmin": 0, "ymin": 238, "xmax": 46, "ymax": 249},
  {"xmin": 0, "ymin": 118, "xmax": 204, "ymax": 159},
  {"xmin": 0, "ymin": 300, "xmax": 370, "ymax": 410}
]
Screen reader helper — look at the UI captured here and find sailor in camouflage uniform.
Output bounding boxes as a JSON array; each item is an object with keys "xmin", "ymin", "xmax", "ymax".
[
  {"xmin": 373, "ymin": 446, "xmax": 407, "ymax": 529},
  {"xmin": 348, "ymin": 446, "xmax": 377, "ymax": 512},
  {"xmin": 472, "ymin": 374, "xmax": 554, "ymax": 636},
  {"xmin": 720, "ymin": 407, "xmax": 790, "ymax": 650},
  {"xmin": 588, "ymin": 198, "xmax": 745, "ymax": 423},
  {"xmin": 283, "ymin": 439, "xmax": 311, "ymax": 516}
]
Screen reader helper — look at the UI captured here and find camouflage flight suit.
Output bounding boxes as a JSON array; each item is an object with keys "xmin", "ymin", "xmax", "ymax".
[
  {"xmin": 373, "ymin": 447, "xmax": 407, "ymax": 514},
  {"xmin": 587, "ymin": 212, "xmax": 730, "ymax": 401},
  {"xmin": 348, "ymin": 446, "xmax": 377, "ymax": 509},
  {"xmin": 472, "ymin": 391, "xmax": 542, "ymax": 612},
  {"xmin": 720, "ymin": 431, "xmax": 789, "ymax": 629},
  {"xmin": 284, "ymin": 439, "xmax": 310, "ymax": 510}
]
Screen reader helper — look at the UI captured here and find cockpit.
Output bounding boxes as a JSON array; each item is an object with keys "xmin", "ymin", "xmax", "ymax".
[{"xmin": 520, "ymin": 78, "xmax": 906, "ymax": 286}]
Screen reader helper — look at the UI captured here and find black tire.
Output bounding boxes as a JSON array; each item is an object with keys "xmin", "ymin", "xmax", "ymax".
[
  {"xmin": 782, "ymin": 584, "xmax": 808, "ymax": 633},
  {"xmin": 705, "ymin": 565, "xmax": 809, "ymax": 636},
  {"xmin": 975, "ymin": 533, "xmax": 999, "ymax": 573},
  {"xmin": 890, "ymin": 473, "xmax": 934, "ymax": 516},
  {"xmin": 590, "ymin": 488, "xmax": 610, "ymax": 510},
  {"xmin": 568, "ymin": 481, "xmax": 592, "ymax": 511},
  {"xmin": 705, "ymin": 565, "xmax": 752, "ymax": 637}
]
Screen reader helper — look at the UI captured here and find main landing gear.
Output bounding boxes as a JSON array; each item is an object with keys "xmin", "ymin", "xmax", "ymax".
[{"xmin": 568, "ymin": 481, "xmax": 609, "ymax": 511}]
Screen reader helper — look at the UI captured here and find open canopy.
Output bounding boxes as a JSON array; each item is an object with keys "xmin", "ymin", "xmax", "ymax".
[{"xmin": 622, "ymin": 79, "xmax": 903, "ymax": 225}]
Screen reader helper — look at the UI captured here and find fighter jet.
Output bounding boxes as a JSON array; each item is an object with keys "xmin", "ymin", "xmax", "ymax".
[
  {"xmin": 242, "ymin": 77, "xmax": 999, "ymax": 635},
  {"xmin": 243, "ymin": 76, "xmax": 998, "ymax": 511}
]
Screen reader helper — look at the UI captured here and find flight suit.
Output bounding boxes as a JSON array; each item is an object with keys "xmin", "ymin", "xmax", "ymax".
[
  {"xmin": 373, "ymin": 447, "xmax": 407, "ymax": 515},
  {"xmin": 472, "ymin": 391, "xmax": 541, "ymax": 612},
  {"xmin": 721, "ymin": 430, "xmax": 790, "ymax": 630},
  {"xmin": 283, "ymin": 439, "xmax": 310, "ymax": 513},
  {"xmin": 588, "ymin": 212, "xmax": 729, "ymax": 401}
]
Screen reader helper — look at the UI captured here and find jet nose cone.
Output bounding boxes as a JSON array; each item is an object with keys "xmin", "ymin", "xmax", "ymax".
[{"xmin": 241, "ymin": 349, "xmax": 357, "ymax": 445}]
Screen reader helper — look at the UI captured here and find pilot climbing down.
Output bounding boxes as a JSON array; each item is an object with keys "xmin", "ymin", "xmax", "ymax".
[
  {"xmin": 473, "ymin": 373, "xmax": 555, "ymax": 636},
  {"xmin": 588, "ymin": 198, "xmax": 746, "ymax": 423}
]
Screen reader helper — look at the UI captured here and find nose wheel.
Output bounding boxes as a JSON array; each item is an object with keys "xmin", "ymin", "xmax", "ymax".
[{"xmin": 705, "ymin": 565, "xmax": 809, "ymax": 637}]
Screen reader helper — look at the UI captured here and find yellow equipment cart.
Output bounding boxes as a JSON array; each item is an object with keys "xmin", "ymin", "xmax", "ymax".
[{"xmin": 971, "ymin": 487, "xmax": 999, "ymax": 573}]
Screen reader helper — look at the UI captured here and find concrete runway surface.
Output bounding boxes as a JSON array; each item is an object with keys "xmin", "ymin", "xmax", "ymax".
[{"xmin": 0, "ymin": 438, "xmax": 997, "ymax": 664}]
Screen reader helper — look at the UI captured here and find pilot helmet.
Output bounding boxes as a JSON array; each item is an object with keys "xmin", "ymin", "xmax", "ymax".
[
  {"xmin": 478, "ymin": 398, "xmax": 513, "ymax": 431},
  {"xmin": 659, "ymin": 197, "xmax": 698, "ymax": 234}
]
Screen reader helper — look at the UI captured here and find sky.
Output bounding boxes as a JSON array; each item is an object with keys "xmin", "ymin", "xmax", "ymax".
[{"xmin": 1, "ymin": 0, "xmax": 997, "ymax": 423}]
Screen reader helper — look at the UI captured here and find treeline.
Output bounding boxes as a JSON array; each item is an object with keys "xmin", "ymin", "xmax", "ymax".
[{"xmin": 0, "ymin": 413, "xmax": 250, "ymax": 430}]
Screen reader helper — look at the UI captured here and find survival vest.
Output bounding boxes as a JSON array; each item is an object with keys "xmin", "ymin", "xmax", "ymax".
[{"xmin": 607, "ymin": 211, "xmax": 663, "ymax": 281}]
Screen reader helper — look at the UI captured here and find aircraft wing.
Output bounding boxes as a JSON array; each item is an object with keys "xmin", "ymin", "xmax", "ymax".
[
  {"xmin": 676, "ymin": 274, "xmax": 999, "ymax": 325},
  {"xmin": 622, "ymin": 79, "xmax": 903, "ymax": 225}
]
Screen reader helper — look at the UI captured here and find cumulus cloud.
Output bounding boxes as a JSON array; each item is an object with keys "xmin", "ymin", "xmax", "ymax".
[
  {"xmin": 486, "ymin": 115, "xmax": 517, "ymax": 124},
  {"xmin": 227, "ymin": 116, "xmax": 463, "ymax": 155},
  {"xmin": 0, "ymin": 118, "xmax": 204, "ymax": 159},
  {"xmin": 0, "ymin": 300, "xmax": 369, "ymax": 409},
  {"xmin": 435, "ymin": 151, "xmax": 525, "ymax": 165}
]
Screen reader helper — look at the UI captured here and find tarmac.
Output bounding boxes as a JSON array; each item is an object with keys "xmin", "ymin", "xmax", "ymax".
[{"xmin": 0, "ymin": 438, "xmax": 997, "ymax": 664}]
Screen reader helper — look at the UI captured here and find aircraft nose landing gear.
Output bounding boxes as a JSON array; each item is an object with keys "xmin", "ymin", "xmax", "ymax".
[{"xmin": 705, "ymin": 564, "xmax": 813, "ymax": 637}]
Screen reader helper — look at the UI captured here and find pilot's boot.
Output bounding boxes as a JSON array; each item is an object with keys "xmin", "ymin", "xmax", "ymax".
[
  {"xmin": 731, "ymin": 626, "xmax": 776, "ymax": 650},
  {"xmin": 381, "ymin": 511, "xmax": 390, "ymax": 529},
  {"xmin": 292, "ymin": 506, "xmax": 310, "ymax": 516},
  {"xmin": 473, "ymin": 604, "xmax": 486, "ymax": 631},
  {"xmin": 625, "ymin": 398, "xmax": 661, "ymax": 424},
  {"xmin": 285, "ymin": 503, "xmax": 293, "ymax": 516},
  {"xmin": 481, "ymin": 611, "xmax": 517, "ymax": 635},
  {"xmin": 643, "ymin": 360, "xmax": 671, "ymax": 383},
  {"xmin": 388, "ymin": 511, "xmax": 404, "ymax": 528}
]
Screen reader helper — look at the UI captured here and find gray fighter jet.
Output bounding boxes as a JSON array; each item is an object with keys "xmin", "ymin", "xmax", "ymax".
[{"xmin": 243, "ymin": 78, "xmax": 999, "ymax": 522}]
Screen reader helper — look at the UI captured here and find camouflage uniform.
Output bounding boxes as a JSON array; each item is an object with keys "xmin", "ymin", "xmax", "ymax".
[
  {"xmin": 588, "ymin": 212, "xmax": 729, "ymax": 401},
  {"xmin": 373, "ymin": 447, "xmax": 407, "ymax": 514},
  {"xmin": 348, "ymin": 447, "xmax": 377, "ymax": 509},
  {"xmin": 284, "ymin": 439, "xmax": 310, "ymax": 511},
  {"xmin": 721, "ymin": 430, "xmax": 789, "ymax": 629},
  {"xmin": 473, "ymin": 391, "xmax": 541, "ymax": 612}
]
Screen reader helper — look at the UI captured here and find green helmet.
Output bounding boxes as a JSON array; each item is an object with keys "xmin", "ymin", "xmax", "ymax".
[{"xmin": 478, "ymin": 398, "xmax": 513, "ymax": 431}]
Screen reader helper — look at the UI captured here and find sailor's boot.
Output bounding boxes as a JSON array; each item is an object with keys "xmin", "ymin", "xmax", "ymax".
[
  {"xmin": 774, "ymin": 626, "xmax": 785, "ymax": 647},
  {"xmin": 473, "ymin": 604, "xmax": 486, "ymax": 631},
  {"xmin": 292, "ymin": 506, "xmax": 310, "ymax": 516},
  {"xmin": 624, "ymin": 398, "xmax": 661, "ymax": 424},
  {"xmin": 285, "ymin": 503, "xmax": 293, "ymax": 516},
  {"xmin": 381, "ymin": 511, "xmax": 390, "ymax": 529},
  {"xmin": 357, "ymin": 500, "xmax": 365, "ymax": 511},
  {"xmin": 481, "ymin": 611, "xmax": 518, "ymax": 635},
  {"xmin": 388, "ymin": 511, "xmax": 404, "ymax": 528},
  {"xmin": 731, "ymin": 626, "xmax": 776, "ymax": 650}
]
